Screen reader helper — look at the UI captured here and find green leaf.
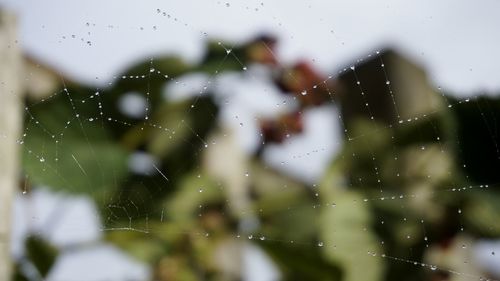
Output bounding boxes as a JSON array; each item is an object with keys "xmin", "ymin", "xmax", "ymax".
[
  {"xmin": 106, "ymin": 231, "xmax": 165, "ymax": 263},
  {"xmin": 464, "ymin": 190, "xmax": 500, "ymax": 237},
  {"xmin": 165, "ymin": 172, "xmax": 223, "ymax": 222},
  {"xmin": 261, "ymin": 242, "xmax": 343, "ymax": 281},
  {"xmin": 25, "ymin": 236, "xmax": 58, "ymax": 277},
  {"xmin": 319, "ymin": 164, "xmax": 384, "ymax": 281},
  {"xmin": 22, "ymin": 86, "xmax": 130, "ymax": 199},
  {"xmin": 23, "ymin": 135, "xmax": 128, "ymax": 199}
]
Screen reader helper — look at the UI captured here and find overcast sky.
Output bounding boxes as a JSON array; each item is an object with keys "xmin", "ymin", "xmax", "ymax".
[{"xmin": 1, "ymin": 0, "xmax": 500, "ymax": 95}]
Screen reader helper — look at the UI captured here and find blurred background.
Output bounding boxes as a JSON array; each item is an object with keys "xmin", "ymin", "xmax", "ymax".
[{"xmin": 1, "ymin": 1, "xmax": 500, "ymax": 281}]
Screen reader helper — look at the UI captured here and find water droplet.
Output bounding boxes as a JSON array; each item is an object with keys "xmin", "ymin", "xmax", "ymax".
[
  {"xmin": 386, "ymin": 81, "xmax": 391, "ymax": 85},
  {"xmin": 39, "ymin": 157, "xmax": 45, "ymax": 163},
  {"xmin": 318, "ymin": 241, "xmax": 324, "ymax": 247},
  {"xmin": 301, "ymin": 90, "xmax": 307, "ymax": 96},
  {"xmin": 430, "ymin": 265, "xmax": 437, "ymax": 271}
]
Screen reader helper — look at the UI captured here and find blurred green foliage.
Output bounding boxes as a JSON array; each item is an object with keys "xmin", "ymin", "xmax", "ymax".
[{"xmin": 18, "ymin": 36, "xmax": 500, "ymax": 281}]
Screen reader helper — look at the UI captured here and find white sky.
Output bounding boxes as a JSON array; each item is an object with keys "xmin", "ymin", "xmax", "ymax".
[{"xmin": 1, "ymin": 0, "xmax": 500, "ymax": 94}]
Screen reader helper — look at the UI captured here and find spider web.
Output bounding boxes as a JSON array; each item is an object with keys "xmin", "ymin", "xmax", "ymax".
[{"xmin": 10, "ymin": 2, "xmax": 500, "ymax": 281}]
